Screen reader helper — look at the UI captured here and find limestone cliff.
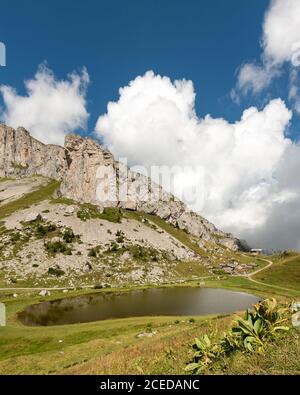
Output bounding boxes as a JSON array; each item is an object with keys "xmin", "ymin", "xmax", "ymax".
[
  {"xmin": 0, "ymin": 124, "xmax": 241, "ymax": 250},
  {"xmin": 0, "ymin": 125, "xmax": 66, "ymax": 179}
]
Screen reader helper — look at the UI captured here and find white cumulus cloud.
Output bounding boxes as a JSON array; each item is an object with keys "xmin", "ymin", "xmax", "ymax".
[
  {"xmin": 96, "ymin": 71, "xmax": 300, "ymax": 249},
  {"xmin": 0, "ymin": 64, "xmax": 90, "ymax": 145},
  {"xmin": 233, "ymin": 0, "xmax": 300, "ymax": 108}
]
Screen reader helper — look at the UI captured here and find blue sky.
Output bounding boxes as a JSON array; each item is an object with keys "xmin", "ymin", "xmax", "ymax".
[
  {"xmin": 2, "ymin": 0, "xmax": 300, "ymax": 249},
  {"xmin": 0, "ymin": 0, "xmax": 278, "ymax": 130}
]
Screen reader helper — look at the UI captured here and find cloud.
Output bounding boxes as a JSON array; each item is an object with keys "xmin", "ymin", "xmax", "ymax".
[
  {"xmin": 235, "ymin": 63, "xmax": 280, "ymax": 97},
  {"xmin": 233, "ymin": 0, "xmax": 300, "ymax": 105},
  {"xmin": 0, "ymin": 64, "xmax": 90, "ymax": 145},
  {"xmin": 95, "ymin": 71, "xmax": 300, "ymax": 249},
  {"xmin": 263, "ymin": 0, "xmax": 300, "ymax": 65}
]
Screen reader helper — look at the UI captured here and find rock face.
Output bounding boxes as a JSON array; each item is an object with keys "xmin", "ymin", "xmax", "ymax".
[
  {"xmin": 0, "ymin": 124, "xmax": 241, "ymax": 250},
  {"xmin": 0, "ymin": 125, "xmax": 66, "ymax": 179}
]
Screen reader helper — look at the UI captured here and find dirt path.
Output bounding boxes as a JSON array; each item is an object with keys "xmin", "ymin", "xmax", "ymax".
[
  {"xmin": 243, "ymin": 255, "xmax": 296, "ymax": 293},
  {"xmin": 247, "ymin": 257, "xmax": 273, "ymax": 277}
]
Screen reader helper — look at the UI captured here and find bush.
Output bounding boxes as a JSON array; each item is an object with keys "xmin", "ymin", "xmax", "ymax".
[
  {"xmin": 88, "ymin": 245, "xmax": 101, "ymax": 257},
  {"xmin": 45, "ymin": 240, "xmax": 72, "ymax": 256},
  {"xmin": 48, "ymin": 266, "xmax": 65, "ymax": 277},
  {"xmin": 185, "ymin": 299, "xmax": 290, "ymax": 374},
  {"xmin": 33, "ymin": 222, "xmax": 56, "ymax": 239},
  {"xmin": 116, "ymin": 230, "xmax": 125, "ymax": 243},
  {"xmin": 62, "ymin": 227, "xmax": 78, "ymax": 243},
  {"xmin": 106, "ymin": 241, "xmax": 119, "ymax": 253},
  {"xmin": 11, "ymin": 232, "xmax": 21, "ymax": 242},
  {"xmin": 129, "ymin": 245, "xmax": 159, "ymax": 262},
  {"xmin": 185, "ymin": 335, "xmax": 221, "ymax": 374},
  {"xmin": 88, "ymin": 248, "xmax": 97, "ymax": 257},
  {"xmin": 146, "ymin": 322, "xmax": 153, "ymax": 333},
  {"xmin": 229, "ymin": 298, "xmax": 289, "ymax": 353}
]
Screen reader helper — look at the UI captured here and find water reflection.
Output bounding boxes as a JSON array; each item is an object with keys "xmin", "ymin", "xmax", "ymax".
[{"xmin": 18, "ymin": 287, "xmax": 260, "ymax": 326}]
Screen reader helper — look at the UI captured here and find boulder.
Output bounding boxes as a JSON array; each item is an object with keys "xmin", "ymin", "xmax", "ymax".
[
  {"xmin": 25, "ymin": 212, "xmax": 43, "ymax": 223},
  {"xmin": 65, "ymin": 206, "xmax": 75, "ymax": 215},
  {"xmin": 39, "ymin": 289, "xmax": 51, "ymax": 297}
]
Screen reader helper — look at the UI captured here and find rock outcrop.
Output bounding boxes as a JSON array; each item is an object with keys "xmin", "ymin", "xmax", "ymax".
[
  {"xmin": 0, "ymin": 125, "xmax": 66, "ymax": 179},
  {"xmin": 0, "ymin": 124, "xmax": 241, "ymax": 250}
]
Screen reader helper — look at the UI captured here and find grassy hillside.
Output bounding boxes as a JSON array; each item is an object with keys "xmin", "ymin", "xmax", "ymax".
[
  {"xmin": 254, "ymin": 253, "xmax": 300, "ymax": 291},
  {"xmin": 0, "ymin": 178, "xmax": 60, "ymax": 220}
]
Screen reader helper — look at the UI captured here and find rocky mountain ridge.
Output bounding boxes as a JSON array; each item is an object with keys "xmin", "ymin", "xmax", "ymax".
[{"xmin": 0, "ymin": 124, "xmax": 241, "ymax": 250}]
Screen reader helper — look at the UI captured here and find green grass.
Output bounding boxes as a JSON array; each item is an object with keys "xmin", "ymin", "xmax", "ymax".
[
  {"xmin": 254, "ymin": 254, "xmax": 300, "ymax": 291},
  {"xmin": 204, "ymin": 275, "xmax": 300, "ymax": 298},
  {"xmin": 0, "ymin": 179, "xmax": 60, "ymax": 220},
  {"xmin": 0, "ymin": 177, "xmax": 15, "ymax": 183},
  {"xmin": 0, "ymin": 287, "xmax": 218, "ymax": 374},
  {"xmin": 0, "ymin": 270, "xmax": 299, "ymax": 374},
  {"xmin": 211, "ymin": 329, "xmax": 300, "ymax": 375},
  {"xmin": 77, "ymin": 204, "xmax": 122, "ymax": 223},
  {"xmin": 50, "ymin": 196, "xmax": 77, "ymax": 205},
  {"xmin": 173, "ymin": 261, "xmax": 209, "ymax": 278}
]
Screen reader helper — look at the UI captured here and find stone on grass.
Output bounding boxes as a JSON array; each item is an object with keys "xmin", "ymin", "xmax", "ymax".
[{"xmin": 39, "ymin": 289, "xmax": 51, "ymax": 297}]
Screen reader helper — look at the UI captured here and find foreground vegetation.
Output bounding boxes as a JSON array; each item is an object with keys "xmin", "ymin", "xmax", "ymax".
[{"xmin": 186, "ymin": 298, "xmax": 291, "ymax": 374}]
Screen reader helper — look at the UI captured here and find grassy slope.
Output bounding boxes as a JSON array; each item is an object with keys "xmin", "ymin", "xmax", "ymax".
[
  {"xmin": 0, "ymin": 179, "xmax": 60, "ymax": 220},
  {"xmin": 0, "ymin": 178, "xmax": 299, "ymax": 374},
  {"xmin": 211, "ymin": 329, "xmax": 300, "ymax": 375},
  {"xmin": 254, "ymin": 254, "xmax": 300, "ymax": 291}
]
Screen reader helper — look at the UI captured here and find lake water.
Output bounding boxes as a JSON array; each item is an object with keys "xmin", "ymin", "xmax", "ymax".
[{"xmin": 18, "ymin": 287, "xmax": 261, "ymax": 326}]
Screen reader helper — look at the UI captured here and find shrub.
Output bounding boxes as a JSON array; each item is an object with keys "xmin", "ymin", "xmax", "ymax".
[
  {"xmin": 129, "ymin": 245, "xmax": 160, "ymax": 262},
  {"xmin": 106, "ymin": 241, "xmax": 119, "ymax": 253},
  {"xmin": 88, "ymin": 245, "xmax": 101, "ymax": 257},
  {"xmin": 33, "ymin": 222, "xmax": 56, "ymax": 239},
  {"xmin": 186, "ymin": 299, "xmax": 290, "ymax": 374},
  {"xmin": 45, "ymin": 240, "xmax": 72, "ymax": 256},
  {"xmin": 116, "ymin": 230, "xmax": 125, "ymax": 243},
  {"xmin": 88, "ymin": 248, "xmax": 97, "ymax": 257},
  {"xmin": 146, "ymin": 323, "xmax": 153, "ymax": 333},
  {"xmin": 185, "ymin": 334, "xmax": 221, "ymax": 374},
  {"xmin": 48, "ymin": 266, "xmax": 65, "ymax": 277},
  {"xmin": 11, "ymin": 232, "xmax": 21, "ymax": 242},
  {"xmin": 230, "ymin": 298, "xmax": 289, "ymax": 353},
  {"xmin": 62, "ymin": 227, "xmax": 77, "ymax": 243}
]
